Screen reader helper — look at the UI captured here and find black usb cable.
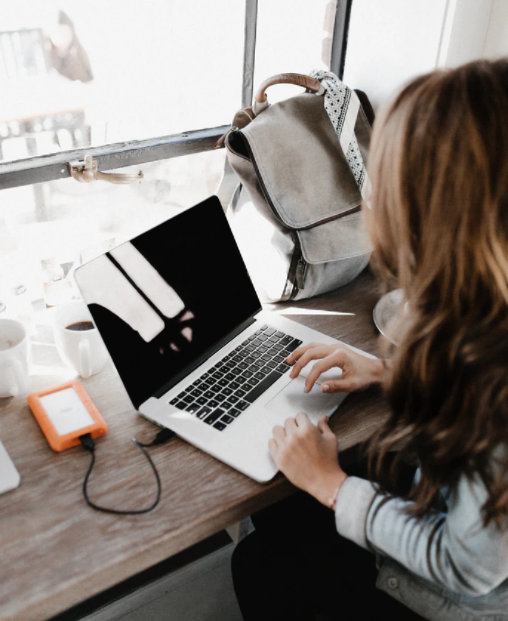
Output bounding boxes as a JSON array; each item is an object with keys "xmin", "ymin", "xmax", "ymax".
[{"xmin": 79, "ymin": 428, "xmax": 175, "ymax": 515}]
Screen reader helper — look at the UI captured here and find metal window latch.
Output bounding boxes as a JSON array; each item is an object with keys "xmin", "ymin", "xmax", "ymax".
[{"xmin": 68, "ymin": 155, "xmax": 144, "ymax": 184}]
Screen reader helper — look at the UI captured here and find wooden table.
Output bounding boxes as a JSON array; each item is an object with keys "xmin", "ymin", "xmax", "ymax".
[{"xmin": 0, "ymin": 270, "xmax": 388, "ymax": 621}]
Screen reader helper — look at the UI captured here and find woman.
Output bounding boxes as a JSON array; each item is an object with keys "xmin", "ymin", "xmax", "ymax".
[{"xmin": 232, "ymin": 59, "xmax": 508, "ymax": 621}]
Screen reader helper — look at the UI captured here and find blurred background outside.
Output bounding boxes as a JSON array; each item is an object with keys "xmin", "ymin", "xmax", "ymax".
[
  {"xmin": 2, "ymin": 0, "xmax": 505, "ymax": 326},
  {"xmin": 0, "ymin": 0, "xmax": 333, "ymax": 320}
]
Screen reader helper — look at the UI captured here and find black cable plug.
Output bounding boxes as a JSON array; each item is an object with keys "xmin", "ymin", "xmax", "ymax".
[
  {"xmin": 80, "ymin": 433, "xmax": 95, "ymax": 453},
  {"xmin": 136, "ymin": 428, "xmax": 175, "ymax": 448}
]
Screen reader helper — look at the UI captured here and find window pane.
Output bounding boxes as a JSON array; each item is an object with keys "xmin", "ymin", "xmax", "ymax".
[
  {"xmin": 0, "ymin": 149, "xmax": 226, "ymax": 311},
  {"xmin": 0, "ymin": 1, "xmax": 244, "ymax": 164},
  {"xmin": 343, "ymin": 0, "xmax": 448, "ymax": 109},
  {"xmin": 253, "ymin": 0, "xmax": 333, "ymax": 104}
]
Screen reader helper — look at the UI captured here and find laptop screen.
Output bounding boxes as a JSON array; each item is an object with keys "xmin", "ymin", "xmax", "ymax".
[{"xmin": 75, "ymin": 196, "xmax": 261, "ymax": 408}]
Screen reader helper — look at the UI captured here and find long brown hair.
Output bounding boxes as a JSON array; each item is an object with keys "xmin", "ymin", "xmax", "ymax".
[{"xmin": 366, "ymin": 59, "xmax": 508, "ymax": 526}]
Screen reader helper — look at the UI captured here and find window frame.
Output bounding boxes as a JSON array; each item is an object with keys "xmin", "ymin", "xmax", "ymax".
[{"xmin": 0, "ymin": 0, "xmax": 352, "ymax": 192}]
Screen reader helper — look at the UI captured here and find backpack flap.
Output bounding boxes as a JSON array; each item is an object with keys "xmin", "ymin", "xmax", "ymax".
[
  {"xmin": 225, "ymin": 83, "xmax": 373, "ymax": 301},
  {"xmin": 298, "ymin": 212, "xmax": 372, "ymax": 264},
  {"xmin": 240, "ymin": 93, "xmax": 365, "ymax": 229},
  {"xmin": 294, "ymin": 212, "xmax": 372, "ymax": 300}
]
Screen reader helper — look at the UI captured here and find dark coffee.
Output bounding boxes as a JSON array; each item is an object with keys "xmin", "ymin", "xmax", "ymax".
[{"xmin": 66, "ymin": 321, "xmax": 94, "ymax": 331}]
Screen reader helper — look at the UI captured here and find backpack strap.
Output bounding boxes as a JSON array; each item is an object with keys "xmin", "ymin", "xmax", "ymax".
[
  {"xmin": 310, "ymin": 70, "xmax": 372, "ymax": 205},
  {"xmin": 215, "ymin": 157, "xmax": 242, "ymax": 213},
  {"xmin": 215, "ymin": 107, "xmax": 255, "ymax": 212}
]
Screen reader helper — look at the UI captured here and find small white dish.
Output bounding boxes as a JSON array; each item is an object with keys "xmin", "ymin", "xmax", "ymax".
[{"xmin": 0, "ymin": 439, "xmax": 20, "ymax": 494}]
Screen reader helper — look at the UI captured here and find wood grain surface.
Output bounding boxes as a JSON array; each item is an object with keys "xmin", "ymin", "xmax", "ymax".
[{"xmin": 0, "ymin": 269, "xmax": 388, "ymax": 621}]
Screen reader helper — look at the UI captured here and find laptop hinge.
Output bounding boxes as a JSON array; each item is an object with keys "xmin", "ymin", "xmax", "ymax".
[{"xmin": 152, "ymin": 315, "xmax": 258, "ymax": 402}]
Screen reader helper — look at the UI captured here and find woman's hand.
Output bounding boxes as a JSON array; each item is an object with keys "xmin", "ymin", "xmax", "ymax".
[
  {"xmin": 286, "ymin": 343, "xmax": 386, "ymax": 394},
  {"xmin": 269, "ymin": 413, "xmax": 347, "ymax": 508}
]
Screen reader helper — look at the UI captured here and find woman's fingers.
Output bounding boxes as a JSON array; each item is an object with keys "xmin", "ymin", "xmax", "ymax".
[
  {"xmin": 284, "ymin": 417, "xmax": 297, "ymax": 434},
  {"xmin": 304, "ymin": 349, "xmax": 349, "ymax": 393},
  {"xmin": 268, "ymin": 412, "xmax": 342, "ymax": 499},
  {"xmin": 268, "ymin": 438, "xmax": 278, "ymax": 460},
  {"xmin": 289, "ymin": 346, "xmax": 334, "ymax": 379},
  {"xmin": 320, "ymin": 378, "xmax": 355, "ymax": 393},
  {"xmin": 295, "ymin": 412, "xmax": 311, "ymax": 428},
  {"xmin": 286, "ymin": 343, "xmax": 360, "ymax": 393},
  {"xmin": 272, "ymin": 425, "xmax": 286, "ymax": 443},
  {"xmin": 285, "ymin": 342, "xmax": 322, "ymax": 365},
  {"xmin": 317, "ymin": 416, "xmax": 334, "ymax": 437}
]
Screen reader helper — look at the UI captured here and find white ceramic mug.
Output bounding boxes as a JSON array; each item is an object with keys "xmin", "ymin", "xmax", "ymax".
[
  {"xmin": 53, "ymin": 301, "xmax": 109, "ymax": 378},
  {"xmin": 0, "ymin": 318, "xmax": 29, "ymax": 398}
]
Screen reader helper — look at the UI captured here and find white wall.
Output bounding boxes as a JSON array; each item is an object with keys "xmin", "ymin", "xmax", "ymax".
[
  {"xmin": 343, "ymin": 0, "xmax": 507, "ymax": 109},
  {"xmin": 343, "ymin": 0, "xmax": 449, "ymax": 108},
  {"xmin": 437, "ymin": 0, "xmax": 494, "ymax": 67},
  {"xmin": 483, "ymin": 0, "xmax": 508, "ymax": 58}
]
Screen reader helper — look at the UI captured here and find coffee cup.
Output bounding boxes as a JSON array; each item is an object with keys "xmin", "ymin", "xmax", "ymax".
[
  {"xmin": 53, "ymin": 301, "xmax": 109, "ymax": 378},
  {"xmin": 0, "ymin": 319, "xmax": 29, "ymax": 398}
]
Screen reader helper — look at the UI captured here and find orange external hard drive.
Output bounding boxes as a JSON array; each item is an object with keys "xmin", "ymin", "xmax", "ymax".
[{"xmin": 27, "ymin": 380, "xmax": 107, "ymax": 452}]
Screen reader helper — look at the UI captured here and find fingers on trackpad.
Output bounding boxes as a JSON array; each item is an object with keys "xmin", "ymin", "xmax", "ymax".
[
  {"xmin": 298, "ymin": 360, "xmax": 343, "ymax": 384},
  {"xmin": 266, "ymin": 376, "xmax": 346, "ymax": 418}
]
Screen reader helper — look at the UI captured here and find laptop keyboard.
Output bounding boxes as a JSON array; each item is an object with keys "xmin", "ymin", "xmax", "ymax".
[{"xmin": 169, "ymin": 325, "xmax": 302, "ymax": 431}]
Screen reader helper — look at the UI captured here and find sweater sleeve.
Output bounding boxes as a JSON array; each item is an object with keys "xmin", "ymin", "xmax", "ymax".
[{"xmin": 335, "ymin": 472, "xmax": 508, "ymax": 596}]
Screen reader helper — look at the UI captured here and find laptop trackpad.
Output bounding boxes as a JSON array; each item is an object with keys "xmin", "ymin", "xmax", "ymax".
[{"xmin": 265, "ymin": 376, "xmax": 346, "ymax": 422}]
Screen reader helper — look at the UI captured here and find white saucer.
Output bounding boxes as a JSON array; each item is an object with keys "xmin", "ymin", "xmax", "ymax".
[{"xmin": 373, "ymin": 289, "xmax": 404, "ymax": 344}]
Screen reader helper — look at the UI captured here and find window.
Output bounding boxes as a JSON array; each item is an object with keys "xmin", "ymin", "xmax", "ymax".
[{"xmin": 0, "ymin": 0, "xmax": 351, "ymax": 312}]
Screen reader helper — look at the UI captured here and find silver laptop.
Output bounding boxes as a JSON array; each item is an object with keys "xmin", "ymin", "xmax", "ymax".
[{"xmin": 74, "ymin": 196, "xmax": 368, "ymax": 482}]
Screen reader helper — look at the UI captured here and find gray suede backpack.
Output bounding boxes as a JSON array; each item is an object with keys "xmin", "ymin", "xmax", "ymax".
[{"xmin": 216, "ymin": 71, "xmax": 374, "ymax": 303}]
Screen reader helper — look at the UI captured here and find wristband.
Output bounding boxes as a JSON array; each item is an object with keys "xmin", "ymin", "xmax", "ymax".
[{"xmin": 328, "ymin": 478, "xmax": 346, "ymax": 511}]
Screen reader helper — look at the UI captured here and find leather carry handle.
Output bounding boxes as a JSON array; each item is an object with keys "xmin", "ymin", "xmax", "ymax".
[{"xmin": 254, "ymin": 73, "xmax": 323, "ymax": 104}]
